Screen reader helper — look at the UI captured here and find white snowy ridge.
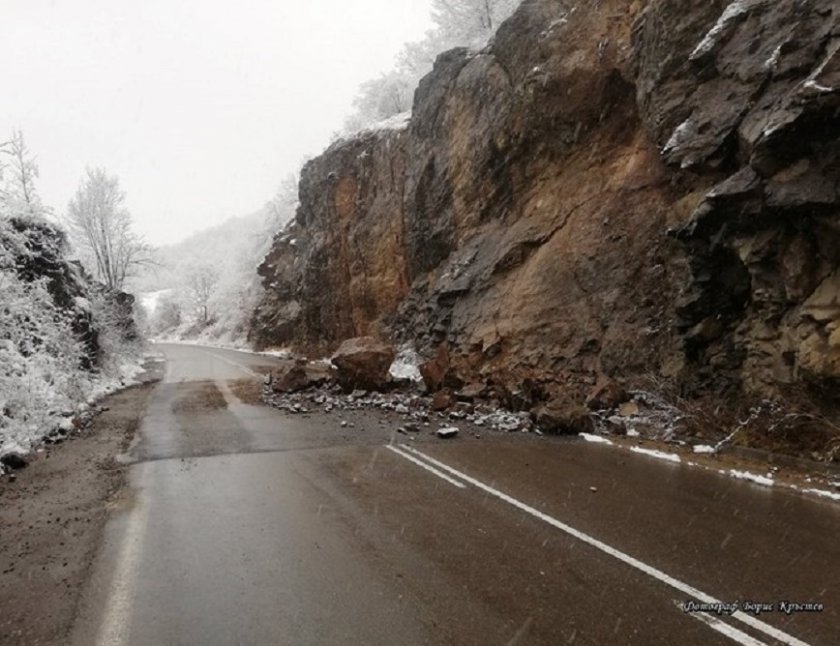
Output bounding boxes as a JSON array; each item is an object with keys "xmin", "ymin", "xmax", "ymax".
[
  {"xmin": 728, "ymin": 469, "xmax": 774, "ymax": 487},
  {"xmin": 693, "ymin": 444, "xmax": 716, "ymax": 454},
  {"xmin": 579, "ymin": 432, "xmax": 614, "ymax": 445},
  {"xmin": 803, "ymin": 488, "xmax": 840, "ymax": 502},
  {"xmin": 630, "ymin": 446, "xmax": 682, "ymax": 463}
]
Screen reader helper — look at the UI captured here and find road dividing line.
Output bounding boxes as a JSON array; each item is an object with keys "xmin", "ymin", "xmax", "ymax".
[
  {"xmin": 208, "ymin": 352, "xmax": 260, "ymax": 378},
  {"xmin": 385, "ymin": 444, "xmax": 467, "ymax": 489},
  {"xmin": 398, "ymin": 444, "xmax": 809, "ymax": 646}
]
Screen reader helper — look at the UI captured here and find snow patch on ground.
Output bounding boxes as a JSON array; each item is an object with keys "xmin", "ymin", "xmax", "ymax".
[
  {"xmin": 579, "ymin": 433, "xmax": 614, "ymax": 445},
  {"xmin": 693, "ymin": 444, "xmax": 717, "ymax": 454},
  {"xmin": 258, "ymin": 348, "xmax": 293, "ymax": 359},
  {"xmin": 728, "ymin": 469, "xmax": 774, "ymax": 487},
  {"xmin": 630, "ymin": 446, "xmax": 682, "ymax": 463},
  {"xmin": 1, "ymin": 351, "xmax": 146, "ymax": 470},
  {"xmin": 803, "ymin": 488, "xmax": 840, "ymax": 501}
]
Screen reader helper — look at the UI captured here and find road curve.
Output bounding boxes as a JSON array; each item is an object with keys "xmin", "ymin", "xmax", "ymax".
[{"xmin": 70, "ymin": 343, "xmax": 840, "ymax": 645}]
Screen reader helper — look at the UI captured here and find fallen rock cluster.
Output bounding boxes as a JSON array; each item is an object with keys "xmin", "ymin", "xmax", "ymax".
[{"xmin": 262, "ymin": 336, "xmax": 641, "ymax": 438}]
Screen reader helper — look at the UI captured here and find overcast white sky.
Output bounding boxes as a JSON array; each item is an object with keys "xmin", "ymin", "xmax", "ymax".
[{"xmin": 0, "ymin": 0, "xmax": 432, "ymax": 245}]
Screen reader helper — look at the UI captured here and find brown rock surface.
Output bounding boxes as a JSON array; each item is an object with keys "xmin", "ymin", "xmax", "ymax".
[
  {"xmin": 419, "ymin": 344, "xmax": 453, "ymax": 392},
  {"xmin": 431, "ymin": 389, "xmax": 456, "ymax": 412},
  {"xmin": 331, "ymin": 337, "xmax": 396, "ymax": 392},
  {"xmin": 586, "ymin": 376, "xmax": 630, "ymax": 411},
  {"xmin": 271, "ymin": 359, "xmax": 336, "ymax": 393},
  {"xmin": 251, "ymin": 0, "xmax": 840, "ymax": 420}
]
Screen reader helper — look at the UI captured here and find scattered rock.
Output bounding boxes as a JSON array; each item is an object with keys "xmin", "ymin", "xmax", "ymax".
[
  {"xmin": 331, "ymin": 337, "xmax": 396, "ymax": 392},
  {"xmin": 270, "ymin": 360, "xmax": 310, "ymax": 393},
  {"xmin": 618, "ymin": 401, "xmax": 640, "ymax": 417},
  {"xmin": 431, "ymin": 389, "xmax": 456, "ymax": 412},
  {"xmin": 0, "ymin": 452, "xmax": 28, "ymax": 471},
  {"xmin": 456, "ymin": 382, "xmax": 486, "ymax": 401},
  {"xmin": 436, "ymin": 426, "xmax": 459, "ymax": 439}
]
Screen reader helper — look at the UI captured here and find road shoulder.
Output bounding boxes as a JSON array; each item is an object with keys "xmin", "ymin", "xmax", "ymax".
[{"xmin": 0, "ymin": 380, "xmax": 158, "ymax": 645}]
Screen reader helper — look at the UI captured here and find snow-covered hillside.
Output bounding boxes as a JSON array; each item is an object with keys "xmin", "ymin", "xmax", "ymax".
[
  {"xmin": 132, "ymin": 196, "xmax": 296, "ymax": 347},
  {"xmin": 0, "ymin": 216, "xmax": 145, "ymax": 466}
]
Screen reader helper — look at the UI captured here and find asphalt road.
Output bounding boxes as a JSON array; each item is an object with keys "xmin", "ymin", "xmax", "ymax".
[{"xmin": 70, "ymin": 343, "xmax": 840, "ymax": 645}]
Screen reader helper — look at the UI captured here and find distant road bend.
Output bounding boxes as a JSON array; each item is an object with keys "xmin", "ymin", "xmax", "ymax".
[{"xmin": 71, "ymin": 343, "xmax": 840, "ymax": 645}]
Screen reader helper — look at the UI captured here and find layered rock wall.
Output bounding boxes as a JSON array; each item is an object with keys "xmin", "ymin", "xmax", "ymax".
[{"xmin": 252, "ymin": 0, "xmax": 840, "ymax": 407}]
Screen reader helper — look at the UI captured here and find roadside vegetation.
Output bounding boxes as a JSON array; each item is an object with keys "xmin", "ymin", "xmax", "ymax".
[{"xmin": 0, "ymin": 132, "xmax": 145, "ymax": 464}]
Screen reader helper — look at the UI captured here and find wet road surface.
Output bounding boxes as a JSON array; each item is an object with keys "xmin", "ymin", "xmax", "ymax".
[{"xmin": 71, "ymin": 343, "xmax": 840, "ymax": 645}]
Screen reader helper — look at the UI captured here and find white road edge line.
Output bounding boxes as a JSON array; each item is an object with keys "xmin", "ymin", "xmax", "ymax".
[
  {"xmin": 690, "ymin": 609, "xmax": 770, "ymax": 646},
  {"xmin": 385, "ymin": 444, "xmax": 467, "ymax": 489},
  {"xmin": 95, "ymin": 495, "xmax": 148, "ymax": 646},
  {"xmin": 399, "ymin": 444, "xmax": 809, "ymax": 646}
]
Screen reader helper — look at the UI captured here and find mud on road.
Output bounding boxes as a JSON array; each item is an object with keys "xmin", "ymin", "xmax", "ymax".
[{"xmin": 0, "ymin": 381, "xmax": 158, "ymax": 646}]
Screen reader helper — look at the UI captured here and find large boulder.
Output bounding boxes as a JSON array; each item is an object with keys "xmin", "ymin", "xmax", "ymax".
[
  {"xmin": 331, "ymin": 337, "xmax": 396, "ymax": 391},
  {"xmin": 271, "ymin": 359, "xmax": 335, "ymax": 393},
  {"xmin": 532, "ymin": 397, "xmax": 594, "ymax": 435}
]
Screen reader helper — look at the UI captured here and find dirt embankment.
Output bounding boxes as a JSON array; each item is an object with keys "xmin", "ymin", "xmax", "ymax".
[{"xmin": 0, "ymin": 381, "xmax": 157, "ymax": 646}]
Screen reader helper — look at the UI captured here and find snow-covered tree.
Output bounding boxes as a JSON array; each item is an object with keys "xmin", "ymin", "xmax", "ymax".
[
  {"xmin": 344, "ymin": 0, "xmax": 522, "ymax": 131},
  {"xmin": 432, "ymin": 0, "xmax": 521, "ymax": 45},
  {"xmin": 346, "ymin": 72, "xmax": 416, "ymax": 131},
  {"xmin": 265, "ymin": 173, "xmax": 299, "ymax": 231},
  {"xmin": 0, "ymin": 130, "xmax": 46, "ymax": 219},
  {"xmin": 65, "ymin": 167, "xmax": 150, "ymax": 291},
  {"xmin": 136, "ymin": 174, "xmax": 300, "ymax": 345},
  {"xmin": 186, "ymin": 263, "xmax": 219, "ymax": 325}
]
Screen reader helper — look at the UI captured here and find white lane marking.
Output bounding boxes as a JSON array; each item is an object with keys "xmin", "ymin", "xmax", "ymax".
[
  {"xmin": 385, "ymin": 445, "xmax": 467, "ymax": 489},
  {"xmin": 399, "ymin": 445, "xmax": 809, "ymax": 646},
  {"xmin": 690, "ymin": 610, "xmax": 770, "ymax": 646},
  {"xmin": 209, "ymin": 352, "xmax": 260, "ymax": 378},
  {"xmin": 95, "ymin": 496, "xmax": 148, "ymax": 646}
]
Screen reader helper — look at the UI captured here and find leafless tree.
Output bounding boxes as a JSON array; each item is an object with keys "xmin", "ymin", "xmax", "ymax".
[
  {"xmin": 187, "ymin": 263, "xmax": 219, "ymax": 324},
  {"xmin": 0, "ymin": 130, "xmax": 45, "ymax": 218},
  {"xmin": 65, "ymin": 167, "xmax": 150, "ymax": 291}
]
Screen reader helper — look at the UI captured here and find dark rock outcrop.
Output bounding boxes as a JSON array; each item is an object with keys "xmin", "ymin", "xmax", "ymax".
[
  {"xmin": 2, "ymin": 217, "xmax": 100, "ymax": 367},
  {"xmin": 252, "ymin": 0, "xmax": 840, "ymax": 418},
  {"xmin": 1, "ymin": 216, "xmax": 137, "ymax": 370}
]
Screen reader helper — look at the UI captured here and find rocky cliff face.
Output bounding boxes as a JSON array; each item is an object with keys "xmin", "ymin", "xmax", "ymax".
[
  {"xmin": 253, "ymin": 0, "xmax": 840, "ymax": 417},
  {"xmin": 2, "ymin": 217, "xmax": 137, "ymax": 369}
]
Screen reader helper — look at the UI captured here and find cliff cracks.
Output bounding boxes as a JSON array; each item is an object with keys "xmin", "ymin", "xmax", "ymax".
[{"xmin": 252, "ymin": 0, "xmax": 840, "ymax": 454}]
